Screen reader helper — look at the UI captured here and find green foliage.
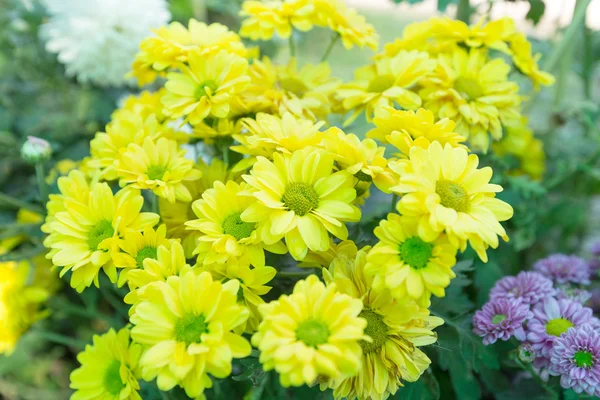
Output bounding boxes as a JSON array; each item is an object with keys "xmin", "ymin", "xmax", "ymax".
[{"xmin": 526, "ymin": 0, "xmax": 546, "ymax": 25}]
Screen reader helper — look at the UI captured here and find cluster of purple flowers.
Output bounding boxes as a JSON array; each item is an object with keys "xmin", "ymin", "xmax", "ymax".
[{"xmin": 473, "ymin": 253, "xmax": 600, "ymax": 396}]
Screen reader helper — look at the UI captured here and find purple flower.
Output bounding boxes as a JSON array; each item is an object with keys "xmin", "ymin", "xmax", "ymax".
[
  {"xmin": 473, "ymin": 298, "xmax": 531, "ymax": 345},
  {"xmin": 490, "ymin": 271, "xmax": 557, "ymax": 306},
  {"xmin": 590, "ymin": 240, "xmax": 600, "ymax": 257},
  {"xmin": 549, "ymin": 324, "xmax": 600, "ymax": 397},
  {"xmin": 526, "ymin": 298, "xmax": 595, "ymax": 357},
  {"xmin": 590, "ymin": 288, "xmax": 600, "ymax": 313},
  {"xmin": 534, "ymin": 254, "xmax": 591, "ymax": 285},
  {"xmin": 557, "ymin": 285, "xmax": 592, "ymax": 304}
]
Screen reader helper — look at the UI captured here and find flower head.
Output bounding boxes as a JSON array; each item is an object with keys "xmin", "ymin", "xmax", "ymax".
[
  {"xmin": 21, "ymin": 136, "xmax": 52, "ymax": 164},
  {"xmin": 473, "ymin": 298, "xmax": 531, "ymax": 345},
  {"xmin": 534, "ymin": 254, "xmax": 592, "ymax": 285},
  {"xmin": 489, "ymin": 271, "xmax": 557, "ymax": 306}
]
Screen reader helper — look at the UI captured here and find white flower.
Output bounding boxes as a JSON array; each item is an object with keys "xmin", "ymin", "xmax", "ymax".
[{"xmin": 41, "ymin": 0, "xmax": 170, "ymax": 86}]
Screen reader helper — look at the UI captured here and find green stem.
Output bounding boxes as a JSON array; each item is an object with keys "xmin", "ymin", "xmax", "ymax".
[
  {"xmin": 148, "ymin": 191, "xmax": 159, "ymax": 216},
  {"xmin": 35, "ymin": 330, "xmax": 86, "ymax": 349},
  {"xmin": 288, "ymin": 32, "xmax": 296, "ymax": 58},
  {"xmin": 222, "ymin": 142, "xmax": 230, "ymax": 166},
  {"xmin": 0, "ymin": 192, "xmax": 45, "ymax": 214},
  {"xmin": 99, "ymin": 285, "xmax": 129, "ymax": 320},
  {"xmin": 456, "ymin": 0, "xmax": 471, "ymax": 23},
  {"xmin": 191, "ymin": 0, "xmax": 207, "ymax": 22},
  {"xmin": 35, "ymin": 162, "xmax": 48, "ymax": 207},
  {"xmin": 0, "ymin": 245, "xmax": 45, "ymax": 262},
  {"xmin": 390, "ymin": 194, "xmax": 398, "ymax": 213},
  {"xmin": 515, "ymin": 358, "xmax": 558, "ymax": 398},
  {"xmin": 583, "ymin": 23, "xmax": 593, "ymax": 100},
  {"xmin": 277, "ymin": 270, "xmax": 315, "ymax": 278},
  {"xmin": 49, "ymin": 298, "xmax": 112, "ymax": 323},
  {"xmin": 321, "ymin": 34, "xmax": 340, "ymax": 62}
]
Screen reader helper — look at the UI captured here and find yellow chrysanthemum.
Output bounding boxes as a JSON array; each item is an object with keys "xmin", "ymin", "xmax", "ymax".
[
  {"xmin": 508, "ymin": 33, "xmax": 555, "ymax": 89},
  {"xmin": 43, "ymin": 175, "xmax": 159, "ymax": 292},
  {"xmin": 131, "ymin": 20, "xmax": 250, "ymax": 86},
  {"xmin": 367, "ymin": 108, "xmax": 467, "ymax": 159},
  {"xmin": 491, "ymin": 119, "xmax": 545, "ymax": 180},
  {"xmin": 161, "ymin": 50, "xmax": 250, "ymax": 125},
  {"xmin": 365, "ymin": 213, "xmax": 458, "ymax": 305},
  {"xmin": 313, "ymin": 0, "xmax": 378, "ymax": 50},
  {"xmin": 391, "ymin": 141, "xmax": 513, "ymax": 262},
  {"xmin": 112, "ymin": 89, "xmax": 170, "ymax": 124},
  {"xmin": 116, "ymin": 137, "xmax": 202, "ymax": 203},
  {"xmin": 239, "ymin": 0, "xmax": 316, "ymax": 41},
  {"xmin": 419, "ymin": 47, "xmax": 522, "ymax": 152},
  {"xmin": 200, "ymin": 258, "xmax": 276, "ymax": 333},
  {"xmin": 70, "ymin": 328, "xmax": 142, "ymax": 400},
  {"xmin": 232, "ymin": 112, "xmax": 325, "ymax": 160},
  {"xmin": 130, "ymin": 270, "xmax": 251, "ymax": 398},
  {"xmin": 241, "ymin": 147, "xmax": 361, "ymax": 260},
  {"xmin": 337, "ymin": 50, "xmax": 435, "ymax": 126},
  {"xmin": 322, "ymin": 127, "xmax": 395, "ymax": 193},
  {"xmin": 186, "ymin": 180, "xmax": 286, "ymax": 267},
  {"xmin": 252, "ymin": 275, "xmax": 366, "ymax": 387},
  {"xmin": 191, "ymin": 117, "xmax": 240, "ymax": 144},
  {"xmin": 322, "ymin": 248, "xmax": 443, "ymax": 400},
  {"xmin": 301, "ymin": 239, "xmax": 358, "ymax": 268},
  {"xmin": 45, "ymin": 159, "xmax": 80, "ymax": 186}
]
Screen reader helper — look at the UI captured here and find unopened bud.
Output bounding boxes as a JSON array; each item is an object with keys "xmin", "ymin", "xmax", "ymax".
[
  {"xmin": 518, "ymin": 343, "xmax": 536, "ymax": 363},
  {"xmin": 21, "ymin": 136, "xmax": 52, "ymax": 164}
]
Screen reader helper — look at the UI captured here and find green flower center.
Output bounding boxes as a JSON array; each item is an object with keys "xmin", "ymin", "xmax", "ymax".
[
  {"xmin": 296, "ymin": 320, "xmax": 329, "ymax": 347},
  {"xmin": 88, "ymin": 220, "xmax": 115, "ymax": 252},
  {"xmin": 282, "ymin": 182, "xmax": 319, "ymax": 216},
  {"xmin": 359, "ymin": 309, "xmax": 388, "ymax": 353},
  {"xmin": 492, "ymin": 314, "xmax": 507, "ymax": 324},
  {"xmin": 368, "ymin": 74, "xmax": 396, "ymax": 93},
  {"xmin": 195, "ymin": 80, "xmax": 218, "ymax": 98},
  {"xmin": 175, "ymin": 314, "xmax": 209, "ymax": 346},
  {"xmin": 222, "ymin": 212, "xmax": 256, "ymax": 241},
  {"xmin": 103, "ymin": 360, "xmax": 125, "ymax": 395},
  {"xmin": 574, "ymin": 350, "xmax": 594, "ymax": 368},
  {"xmin": 436, "ymin": 180, "xmax": 470, "ymax": 212},
  {"xmin": 399, "ymin": 236, "xmax": 434, "ymax": 270},
  {"xmin": 354, "ymin": 170, "xmax": 373, "ymax": 182},
  {"xmin": 455, "ymin": 76, "xmax": 485, "ymax": 100},
  {"xmin": 135, "ymin": 246, "xmax": 158, "ymax": 269},
  {"xmin": 147, "ymin": 165, "xmax": 167, "ymax": 181},
  {"xmin": 545, "ymin": 318, "xmax": 574, "ymax": 337}
]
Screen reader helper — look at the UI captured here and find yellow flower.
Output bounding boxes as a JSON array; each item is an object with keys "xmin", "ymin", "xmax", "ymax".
[
  {"xmin": 191, "ymin": 117, "xmax": 239, "ymax": 144},
  {"xmin": 70, "ymin": 328, "xmax": 142, "ymax": 400},
  {"xmin": 337, "ymin": 50, "xmax": 435, "ymax": 126},
  {"xmin": 112, "ymin": 89, "xmax": 170, "ymax": 124},
  {"xmin": 391, "ymin": 141, "xmax": 513, "ymax": 262},
  {"xmin": 116, "ymin": 137, "xmax": 202, "ymax": 203},
  {"xmin": 367, "ymin": 108, "xmax": 467, "ymax": 159},
  {"xmin": 419, "ymin": 47, "xmax": 522, "ymax": 152},
  {"xmin": 301, "ymin": 239, "xmax": 358, "ymax": 268},
  {"xmin": 241, "ymin": 147, "xmax": 361, "ymax": 260},
  {"xmin": 323, "ymin": 248, "xmax": 443, "ymax": 400},
  {"xmin": 200, "ymin": 258, "xmax": 276, "ymax": 333},
  {"xmin": 130, "ymin": 270, "xmax": 251, "ymax": 398},
  {"xmin": 186, "ymin": 180, "xmax": 286, "ymax": 267},
  {"xmin": 313, "ymin": 0, "xmax": 379, "ymax": 50},
  {"xmin": 252, "ymin": 275, "xmax": 366, "ymax": 387},
  {"xmin": 45, "ymin": 159, "xmax": 80, "ymax": 186},
  {"xmin": 492, "ymin": 119, "xmax": 545, "ymax": 180},
  {"xmin": 232, "ymin": 112, "xmax": 325, "ymax": 160},
  {"xmin": 43, "ymin": 175, "xmax": 159, "ymax": 292},
  {"xmin": 161, "ymin": 50, "xmax": 250, "ymax": 125},
  {"xmin": 508, "ymin": 33, "xmax": 555, "ymax": 89},
  {"xmin": 42, "ymin": 170, "xmax": 91, "ymax": 237},
  {"xmin": 365, "ymin": 214, "xmax": 458, "ymax": 305},
  {"xmin": 240, "ymin": 0, "xmax": 316, "ymax": 41}
]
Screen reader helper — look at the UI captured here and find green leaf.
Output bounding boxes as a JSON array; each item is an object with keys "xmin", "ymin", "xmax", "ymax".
[
  {"xmin": 526, "ymin": 0, "xmax": 546, "ymax": 25},
  {"xmin": 431, "ymin": 259, "xmax": 474, "ymax": 316},
  {"xmin": 437, "ymin": 327, "xmax": 482, "ymax": 400}
]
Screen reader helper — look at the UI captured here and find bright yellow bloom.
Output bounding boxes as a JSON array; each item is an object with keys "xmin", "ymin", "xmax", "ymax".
[
  {"xmin": 43, "ymin": 174, "xmax": 159, "ymax": 292},
  {"xmin": 367, "ymin": 108, "xmax": 467, "ymax": 159},
  {"xmin": 242, "ymin": 147, "xmax": 361, "ymax": 260},
  {"xmin": 240, "ymin": 0, "xmax": 316, "ymax": 41},
  {"xmin": 337, "ymin": 51, "xmax": 435, "ymax": 126},
  {"xmin": 232, "ymin": 112, "xmax": 325, "ymax": 160},
  {"xmin": 162, "ymin": 50, "xmax": 250, "ymax": 125},
  {"xmin": 200, "ymin": 258, "xmax": 276, "ymax": 333},
  {"xmin": 301, "ymin": 239, "xmax": 358, "ymax": 268},
  {"xmin": 391, "ymin": 142, "xmax": 513, "ymax": 262},
  {"xmin": 419, "ymin": 47, "xmax": 522, "ymax": 152},
  {"xmin": 508, "ymin": 33, "xmax": 555, "ymax": 89},
  {"xmin": 45, "ymin": 159, "xmax": 80, "ymax": 186},
  {"xmin": 70, "ymin": 328, "xmax": 142, "ymax": 400},
  {"xmin": 191, "ymin": 117, "xmax": 239, "ymax": 144},
  {"xmin": 112, "ymin": 89, "xmax": 170, "ymax": 124},
  {"xmin": 313, "ymin": 0, "xmax": 378, "ymax": 50},
  {"xmin": 186, "ymin": 180, "xmax": 286, "ymax": 267},
  {"xmin": 323, "ymin": 248, "xmax": 443, "ymax": 400},
  {"xmin": 365, "ymin": 214, "xmax": 458, "ymax": 305},
  {"xmin": 116, "ymin": 137, "xmax": 202, "ymax": 203},
  {"xmin": 252, "ymin": 275, "xmax": 366, "ymax": 387},
  {"xmin": 130, "ymin": 270, "xmax": 251, "ymax": 398},
  {"xmin": 492, "ymin": 119, "xmax": 545, "ymax": 180}
]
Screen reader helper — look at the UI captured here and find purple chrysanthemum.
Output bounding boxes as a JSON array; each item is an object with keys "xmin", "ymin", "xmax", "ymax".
[
  {"xmin": 590, "ymin": 288, "xmax": 600, "ymax": 314},
  {"xmin": 473, "ymin": 298, "xmax": 531, "ymax": 345},
  {"xmin": 526, "ymin": 297, "xmax": 595, "ymax": 357},
  {"xmin": 489, "ymin": 271, "xmax": 556, "ymax": 306},
  {"xmin": 534, "ymin": 254, "xmax": 591, "ymax": 285},
  {"xmin": 549, "ymin": 324, "xmax": 600, "ymax": 397},
  {"xmin": 590, "ymin": 241, "xmax": 600, "ymax": 257},
  {"xmin": 557, "ymin": 285, "xmax": 592, "ymax": 304}
]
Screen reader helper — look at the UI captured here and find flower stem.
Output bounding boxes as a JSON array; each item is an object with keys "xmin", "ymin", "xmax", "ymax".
[
  {"xmin": 390, "ymin": 194, "xmax": 398, "ymax": 213},
  {"xmin": 35, "ymin": 330, "xmax": 86, "ymax": 349},
  {"xmin": 0, "ymin": 192, "xmax": 44, "ymax": 214},
  {"xmin": 514, "ymin": 358, "xmax": 558, "ymax": 398},
  {"xmin": 35, "ymin": 162, "xmax": 49, "ymax": 208},
  {"xmin": 277, "ymin": 270, "xmax": 315, "ymax": 278},
  {"xmin": 456, "ymin": 0, "xmax": 471, "ymax": 23},
  {"xmin": 222, "ymin": 142, "xmax": 230, "ymax": 166},
  {"xmin": 288, "ymin": 32, "xmax": 296, "ymax": 58},
  {"xmin": 321, "ymin": 34, "xmax": 340, "ymax": 62}
]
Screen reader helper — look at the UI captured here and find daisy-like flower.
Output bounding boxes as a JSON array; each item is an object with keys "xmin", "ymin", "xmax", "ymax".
[
  {"xmin": 70, "ymin": 328, "xmax": 142, "ymax": 400},
  {"xmin": 391, "ymin": 141, "xmax": 513, "ymax": 262},
  {"xmin": 534, "ymin": 254, "xmax": 592, "ymax": 286},
  {"xmin": 116, "ymin": 137, "xmax": 202, "ymax": 203},
  {"xmin": 337, "ymin": 50, "xmax": 435, "ymax": 126},
  {"xmin": 557, "ymin": 286, "xmax": 592, "ymax": 304},
  {"xmin": 526, "ymin": 298, "xmax": 597, "ymax": 357},
  {"xmin": 41, "ymin": 0, "xmax": 170, "ymax": 86},
  {"xmin": 313, "ymin": 0, "xmax": 379, "ymax": 50},
  {"xmin": 232, "ymin": 112, "xmax": 325, "ymax": 160},
  {"xmin": 365, "ymin": 213, "xmax": 458, "ymax": 306},
  {"xmin": 252, "ymin": 275, "xmax": 366, "ymax": 387},
  {"xmin": 130, "ymin": 270, "xmax": 251, "ymax": 398},
  {"xmin": 472, "ymin": 298, "xmax": 531, "ymax": 345},
  {"xmin": 509, "ymin": 33, "xmax": 556, "ymax": 89},
  {"xmin": 185, "ymin": 180, "xmax": 286, "ymax": 267},
  {"xmin": 489, "ymin": 271, "xmax": 557, "ymax": 306},
  {"xmin": 162, "ymin": 50, "xmax": 250, "ymax": 125},
  {"xmin": 549, "ymin": 324, "xmax": 600, "ymax": 397},
  {"xmin": 200, "ymin": 258, "xmax": 276, "ymax": 333},
  {"xmin": 419, "ymin": 47, "xmax": 522, "ymax": 152},
  {"xmin": 239, "ymin": 0, "xmax": 316, "ymax": 41},
  {"xmin": 112, "ymin": 89, "xmax": 170, "ymax": 124},
  {"xmin": 301, "ymin": 239, "xmax": 359, "ymax": 268},
  {"xmin": 241, "ymin": 147, "xmax": 361, "ymax": 260},
  {"xmin": 43, "ymin": 175, "xmax": 159, "ymax": 292}
]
